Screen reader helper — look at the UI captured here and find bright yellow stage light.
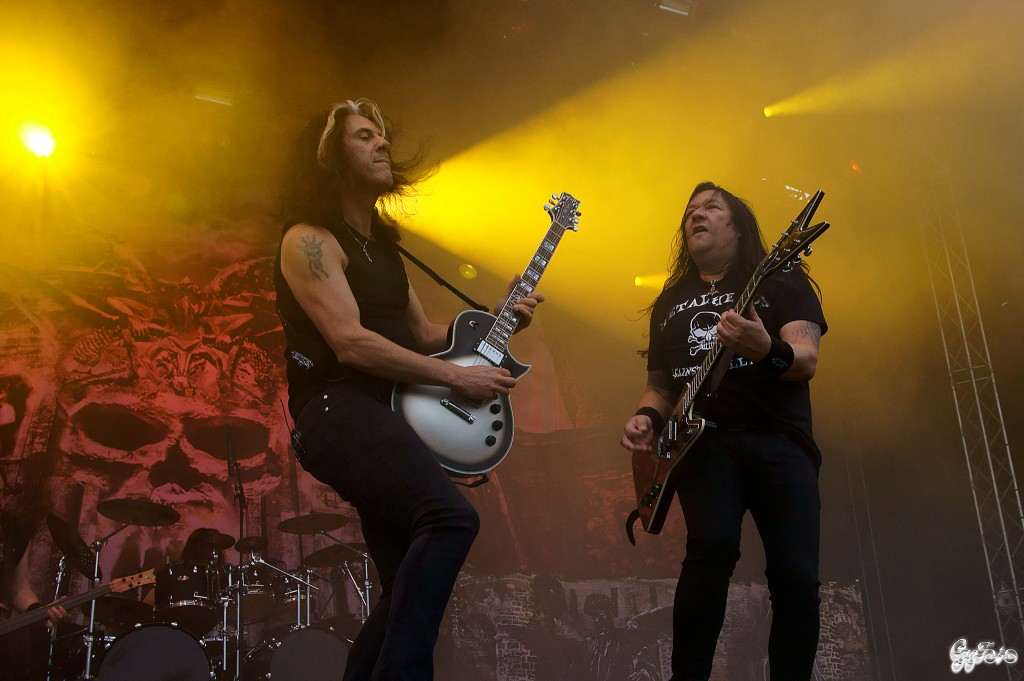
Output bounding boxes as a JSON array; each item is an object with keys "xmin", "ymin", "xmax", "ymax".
[
  {"xmin": 19, "ymin": 123, "xmax": 56, "ymax": 158},
  {"xmin": 459, "ymin": 263, "xmax": 479, "ymax": 279},
  {"xmin": 634, "ymin": 272, "xmax": 669, "ymax": 289}
]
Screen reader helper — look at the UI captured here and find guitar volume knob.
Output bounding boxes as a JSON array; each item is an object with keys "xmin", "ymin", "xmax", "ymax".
[
  {"xmin": 489, "ymin": 404, "xmax": 501, "ymax": 414},
  {"xmin": 491, "ymin": 420, "xmax": 503, "ymax": 431},
  {"xmin": 485, "ymin": 436, "xmax": 497, "ymax": 446}
]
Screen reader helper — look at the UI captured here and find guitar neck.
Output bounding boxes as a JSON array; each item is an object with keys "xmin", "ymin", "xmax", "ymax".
[
  {"xmin": 482, "ymin": 219, "xmax": 568, "ymax": 354},
  {"xmin": 675, "ymin": 270, "xmax": 767, "ymax": 419},
  {"xmin": 0, "ymin": 583, "xmax": 111, "ymax": 637}
]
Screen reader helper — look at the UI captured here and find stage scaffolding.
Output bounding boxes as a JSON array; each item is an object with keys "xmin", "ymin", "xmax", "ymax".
[{"xmin": 920, "ymin": 166, "xmax": 1024, "ymax": 679}]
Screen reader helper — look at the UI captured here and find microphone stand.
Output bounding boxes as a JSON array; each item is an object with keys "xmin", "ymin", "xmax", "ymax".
[
  {"xmin": 46, "ymin": 557, "xmax": 68, "ymax": 681},
  {"xmin": 227, "ymin": 432, "xmax": 246, "ymax": 678},
  {"xmin": 227, "ymin": 434, "xmax": 247, "ymax": 544}
]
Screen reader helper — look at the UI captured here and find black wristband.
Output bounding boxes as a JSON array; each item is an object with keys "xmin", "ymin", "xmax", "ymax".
[
  {"xmin": 756, "ymin": 336, "xmax": 795, "ymax": 374},
  {"xmin": 634, "ymin": 407, "xmax": 665, "ymax": 435}
]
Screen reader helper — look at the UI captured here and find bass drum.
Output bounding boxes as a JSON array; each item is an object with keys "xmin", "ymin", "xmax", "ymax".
[
  {"xmin": 241, "ymin": 625, "xmax": 349, "ymax": 681},
  {"xmin": 96, "ymin": 624, "xmax": 211, "ymax": 681}
]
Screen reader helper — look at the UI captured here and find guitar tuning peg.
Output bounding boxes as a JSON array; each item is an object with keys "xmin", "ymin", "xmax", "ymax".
[
  {"xmin": 575, "ymin": 211, "xmax": 582, "ymax": 217},
  {"xmin": 543, "ymin": 203, "xmax": 552, "ymax": 212},
  {"xmin": 803, "ymin": 246, "xmax": 813, "ymax": 256},
  {"xmin": 551, "ymin": 193, "xmax": 560, "ymax": 201}
]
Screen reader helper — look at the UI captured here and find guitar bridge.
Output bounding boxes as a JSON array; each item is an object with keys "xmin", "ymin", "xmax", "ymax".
[{"xmin": 642, "ymin": 483, "xmax": 662, "ymax": 506}]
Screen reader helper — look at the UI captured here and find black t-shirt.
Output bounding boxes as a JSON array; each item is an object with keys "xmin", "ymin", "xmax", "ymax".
[
  {"xmin": 275, "ymin": 217, "xmax": 418, "ymax": 418},
  {"xmin": 647, "ymin": 268, "xmax": 827, "ymax": 441}
]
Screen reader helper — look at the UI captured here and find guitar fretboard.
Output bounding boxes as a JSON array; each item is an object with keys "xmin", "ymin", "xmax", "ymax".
[{"xmin": 483, "ymin": 214, "xmax": 571, "ymax": 355}]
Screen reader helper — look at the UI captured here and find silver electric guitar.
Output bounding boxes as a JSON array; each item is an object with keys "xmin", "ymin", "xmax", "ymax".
[{"xmin": 392, "ymin": 192, "xmax": 581, "ymax": 477}]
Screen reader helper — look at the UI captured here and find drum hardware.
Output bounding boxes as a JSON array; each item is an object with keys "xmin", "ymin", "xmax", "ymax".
[
  {"xmin": 93, "ymin": 595, "xmax": 154, "ymax": 632},
  {"xmin": 234, "ymin": 536, "xmax": 268, "ymax": 555},
  {"xmin": 230, "ymin": 560, "xmax": 283, "ymax": 624},
  {"xmin": 303, "ymin": 537, "xmax": 372, "ymax": 626},
  {"xmin": 94, "ymin": 624, "xmax": 212, "ymax": 681},
  {"xmin": 250, "ymin": 557, "xmax": 319, "ymax": 628},
  {"xmin": 276, "ymin": 513, "xmax": 349, "ymax": 536},
  {"xmin": 80, "ymin": 498, "xmax": 178, "ymax": 680},
  {"xmin": 95, "ymin": 498, "xmax": 181, "ymax": 528},
  {"xmin": 239, "ymin": 625, "xmax": 348, "ymax": 681},
  {"xmin": 153, "ymin": 560, "xmax": 221, "ymax": 638}
]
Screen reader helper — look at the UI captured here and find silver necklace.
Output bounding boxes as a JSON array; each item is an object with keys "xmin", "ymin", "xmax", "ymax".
[
  {"xmin": 707, "ymin": 276, "xmax": 723, "ymax": 296},
  {"xmin": 344, "ymin": 225, "xmax": 373, "ymax": 263}
]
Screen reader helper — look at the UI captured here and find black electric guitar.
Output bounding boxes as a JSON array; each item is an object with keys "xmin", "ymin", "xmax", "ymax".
[
  {"xmin": 0, "ymin": 569, "xmax": 155, "ymax": 637},
  {"xmin": 627, "ymin": 191, "xmax": 830, "ymax": 541},
  {"xmin": 392, "ymin": 192, "xmax": 581, "ymax": 477}
]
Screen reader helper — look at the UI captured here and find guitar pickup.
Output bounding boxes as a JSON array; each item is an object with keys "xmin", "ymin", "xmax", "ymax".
[{"xmin": 474, "ymin": 340, "xmax": 504, "ymax": 365}]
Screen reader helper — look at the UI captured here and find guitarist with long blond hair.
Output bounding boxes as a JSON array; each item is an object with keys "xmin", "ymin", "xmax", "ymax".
[
  {"xmin": 620, "ymin": 182, "xmax": 827, "ymax": 681},
  {"xmin": 275, "ymin": 98, "xmax": 544, "ymax": 681}
]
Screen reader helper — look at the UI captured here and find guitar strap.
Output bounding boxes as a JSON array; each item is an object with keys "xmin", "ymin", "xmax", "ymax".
[{"xmin": 393, "ymin": 243, "xmax": 490, "ymax": 313}]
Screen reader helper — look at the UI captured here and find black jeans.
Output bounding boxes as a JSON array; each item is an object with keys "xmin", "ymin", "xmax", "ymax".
[
  {"xmin": 291, "ymin": 381, "xmax": 480, "ymax": 681},
  {"xmin": 671, "ymin": 429, "xmax": 821, "ymax": 681}
]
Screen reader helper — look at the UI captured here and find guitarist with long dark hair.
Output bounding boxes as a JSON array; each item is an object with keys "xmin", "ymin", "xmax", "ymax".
[
  {"xmin": 620, "ymin": 182, "xmax": 827, "ymax": 681},
  {"xmin": 1, "ymin": 503, "xmax": 67, "ymax": 680},
  {"xmin": 275, "ymin": 98, "xmax": 543, "ymax": 681}
]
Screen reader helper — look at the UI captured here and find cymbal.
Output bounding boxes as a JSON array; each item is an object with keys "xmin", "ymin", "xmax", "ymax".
[
  {"xmin": 235, "ymin": 536, "xmax": 268, "ymax": 554},
  {"xmin": 277, "ymin": 513, "xmax": 348, "ymax": 535},
  {"xmin": 94, "ymin": 595, "xmax": 153, "ymax": 630},
  {"xmin": 303, "ymin": 543, "xmax": 368, "ymax": 568},
  {"xmin": 188, "ymin": 528, "xmax": 235, "ymax": 552},
  {"xmin": 97, "ymin": 498, "xmax": 180, "ymax": 527},
  {"xmin": 46, "ymin": 515, "xmax": 96, "ymax": 580}
]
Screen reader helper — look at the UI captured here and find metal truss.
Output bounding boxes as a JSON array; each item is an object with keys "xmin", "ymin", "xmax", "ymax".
[{"xmin": 920, "ymin": 166, "xmax": 1024, "ymax": 678}]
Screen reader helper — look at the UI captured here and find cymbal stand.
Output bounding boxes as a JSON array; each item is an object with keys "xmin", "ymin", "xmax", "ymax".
[
  {"xmin": 209, "ymin": 548, "xmax": 238, "ymax": 681},
  {"xmin": 339, "ymin": 559, "xmax": 371, "ymax": 625},
  {"xmin": 317, "ymin": 531, "xmax": 372, "ymax": 623},
  {"xmin": 82, "ymin": 523, "xmax": 129, "ymax": 680},
  {"xmin": 250, "ymin": 556, "xmax": 318, "ymax": 627}
]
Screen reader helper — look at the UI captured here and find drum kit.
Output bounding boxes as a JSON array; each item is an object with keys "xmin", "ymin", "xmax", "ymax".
[{"xmin": 45, "ymin": 499, "xmax": 372, "ymax": 681}]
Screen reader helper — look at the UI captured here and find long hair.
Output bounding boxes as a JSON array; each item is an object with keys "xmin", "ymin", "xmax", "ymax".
[
  {"xmin": 639, "ymin": 182, "xmax": 818, "ymax": 355},
  {"xmin": 278, "ymin": 98, "xmax": 424, "ymax": 241},
  {"xmin": 662, "ymin": 181, "xmax": 768, "ymax": 292}
]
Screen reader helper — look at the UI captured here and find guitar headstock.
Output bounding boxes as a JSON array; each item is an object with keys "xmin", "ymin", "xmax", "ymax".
[
  {"xmin": 761, "ymin": 190, "xmax": 830, "ymax": 277},
  {"xmin": 111, "ymin": 568, "xmax": 156, "ymax": 593},
  {"xmin": 544, "ymin": 192, "xmax": 581, "ymax": 232}
]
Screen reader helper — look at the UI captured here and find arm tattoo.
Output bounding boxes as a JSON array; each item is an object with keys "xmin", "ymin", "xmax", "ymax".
[
  {"xmin": 299, "ymin": 235, "xmax": 329, "ymax": 281},
  {"xmin": 791, "ymin": 321, "xmax": 822, "ymax": 347}
]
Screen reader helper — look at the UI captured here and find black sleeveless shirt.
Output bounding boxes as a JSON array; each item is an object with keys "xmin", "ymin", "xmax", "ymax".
[{"xmin": 274, "ymin": 218, "xmax": 417, "ymax": 418}]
